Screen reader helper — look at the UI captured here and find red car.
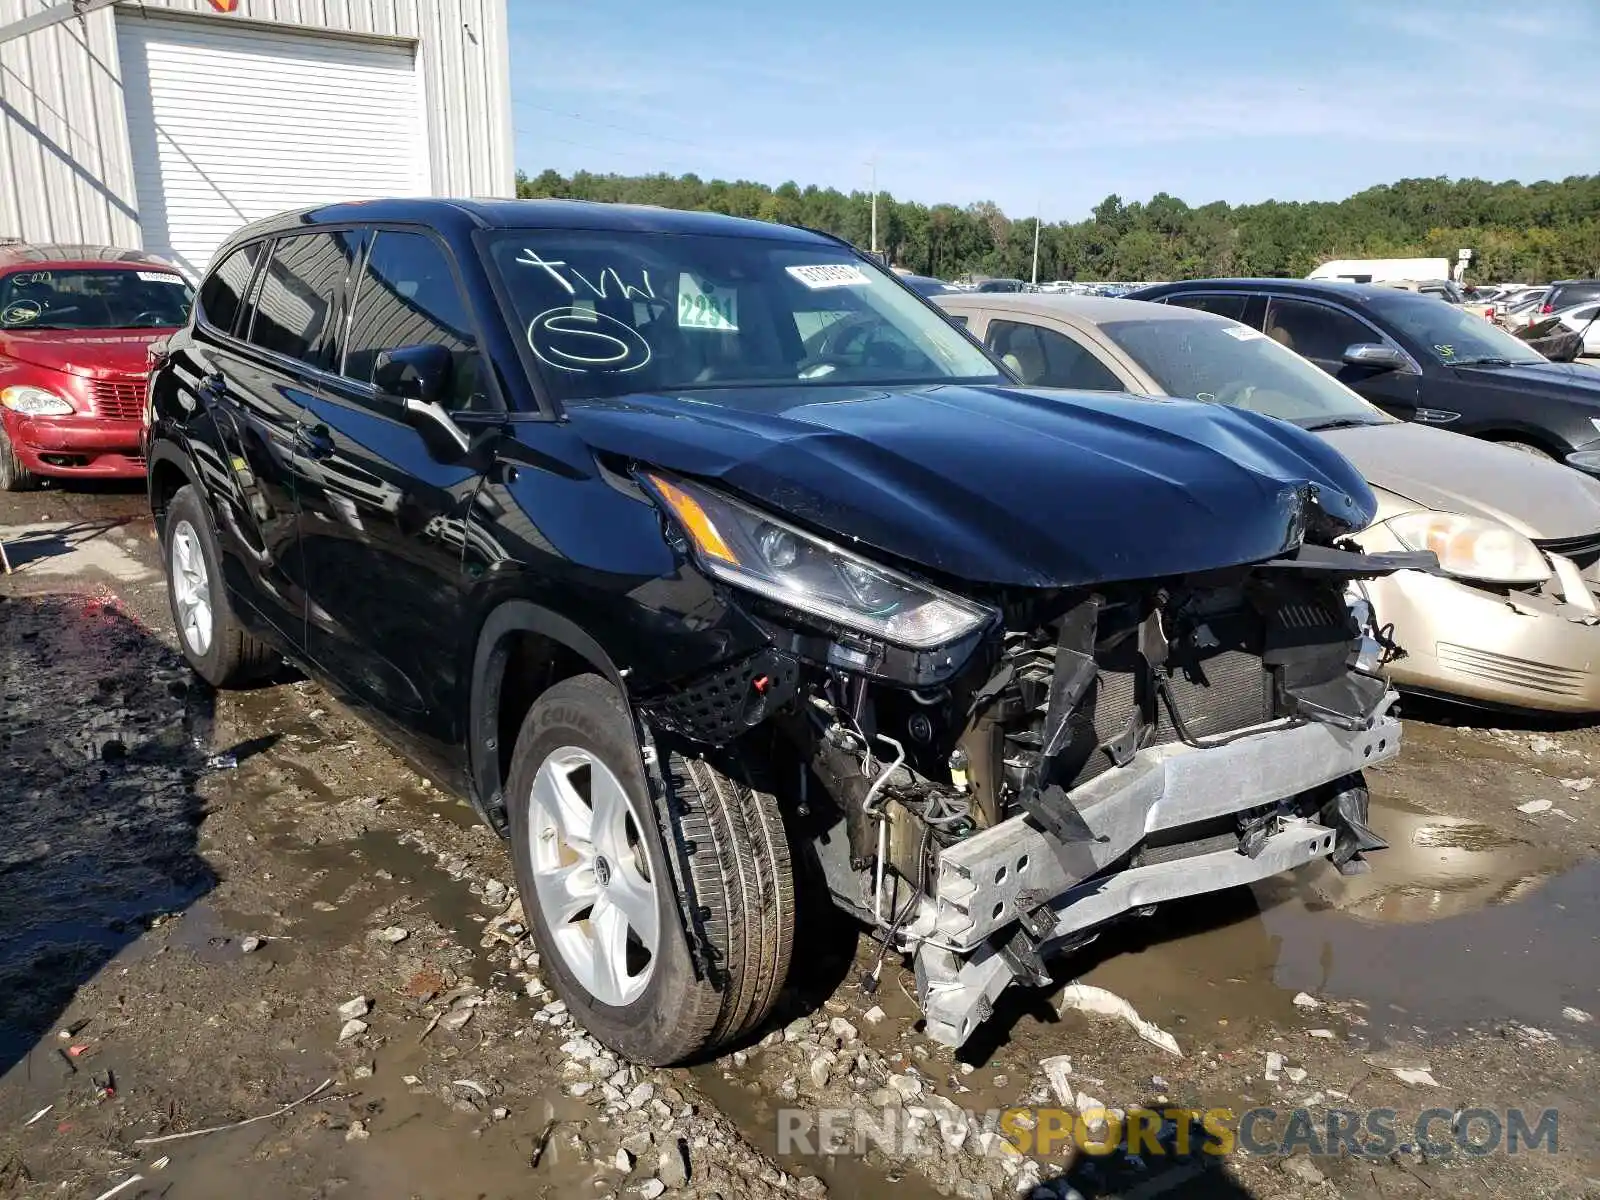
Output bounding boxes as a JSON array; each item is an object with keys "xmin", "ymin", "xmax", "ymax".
[{"xmin": 0, "ymin": 245, "xmax": 194, "ymax": 490}]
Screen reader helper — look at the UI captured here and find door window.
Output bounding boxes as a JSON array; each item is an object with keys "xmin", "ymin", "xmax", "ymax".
[
  {"xmin": 1262, "ymin": 298, "xmax": 1377, "ymax": 362},
  {"xmin": 198, "ymin": 242, "xmax": 263, "ymax": 336},
  {"xmin": 246, "ymin": 234, "xmax": 348, "ymax": 367},
  {"xmin": 1165, "ymin": 292, "xmax": 1251, "ymax": 323},
  {"xmin": 344, "ymin": 230, "xmax": 492, "ymax": 411},
  {"xmin": 984, "ymin": 319, "xmax": 1124, "ymax": 391}
]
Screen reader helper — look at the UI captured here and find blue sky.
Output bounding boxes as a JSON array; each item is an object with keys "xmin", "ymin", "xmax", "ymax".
[{"xmin": 507, "ymin": 0, "xmax": 1600, "ymax": 222}]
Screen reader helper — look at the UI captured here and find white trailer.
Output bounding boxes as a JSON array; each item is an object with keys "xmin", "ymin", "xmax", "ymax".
[{"xmin": 1307, "ymin": 258, "xmax": 1452, "ymax": 284}]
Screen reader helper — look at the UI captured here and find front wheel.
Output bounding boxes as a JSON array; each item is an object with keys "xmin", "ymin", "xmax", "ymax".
[
  {"xmin": 0, "ymin": 425, "xmax": 35, "ymax": 492},
  {"xmin": 161, "ymin": 485, "xmax": 277, "ymax": 687},
  {"xmin": 506, "ymin": 674, "xmax": 794, "ymax": 1064}
]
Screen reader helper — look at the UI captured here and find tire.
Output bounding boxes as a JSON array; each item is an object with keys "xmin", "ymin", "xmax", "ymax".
[
  {"xmin": 506, "ymin": 674, "xmax": 794, "ymax": 1064},
  {"xmin": 161, "ymin": 485, "xmax": 277, "ymax": 687},
  {"xmin": 0, "ymin": 425, "xmax": 35, "ymax": 492}
]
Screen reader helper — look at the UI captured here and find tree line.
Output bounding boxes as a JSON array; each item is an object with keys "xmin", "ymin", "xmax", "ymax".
[{"xmin": 516, "ymin": 168, "xmax": 1600, "ymax": 284}]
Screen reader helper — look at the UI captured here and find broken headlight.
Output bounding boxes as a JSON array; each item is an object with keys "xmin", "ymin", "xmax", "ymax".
[
  {"xmin": 642, "ymin": 471, "xmax": 994, "ymax": 649},
  {"xmin": 1386, "ymin": 511, "xmax": 1550, "ymax": 584}
]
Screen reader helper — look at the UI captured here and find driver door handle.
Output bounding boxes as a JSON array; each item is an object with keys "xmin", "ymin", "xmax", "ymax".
[{"xmin": 295, "ymin": 422, "xmax": 335, "ymax": 459}]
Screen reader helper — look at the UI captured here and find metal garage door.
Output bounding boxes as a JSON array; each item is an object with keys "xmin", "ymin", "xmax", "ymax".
[{"xmin": 117, "ymin": 14, "xmax": 428, "ymax": 279}]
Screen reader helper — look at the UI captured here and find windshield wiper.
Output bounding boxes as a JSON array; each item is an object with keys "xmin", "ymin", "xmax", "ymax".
[
  {"xmin": 1449, "ymin": 356, "xmax": 1515, "ymax": 367},
  {"xmin": 1300, "ymin": 416, "xmax": 1384, "ymax": 432}
]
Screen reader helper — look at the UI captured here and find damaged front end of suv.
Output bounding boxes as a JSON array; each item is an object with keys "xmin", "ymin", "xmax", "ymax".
[{"xmin": 617, "ymin": 405, "xmax": 1426, "ymax": 1051}]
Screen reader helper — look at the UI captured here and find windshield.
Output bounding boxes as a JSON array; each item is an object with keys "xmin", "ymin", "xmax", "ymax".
[
  {"xmin": 484, "ymin": 230, "xmax": 1001, "ymax": 402},
  {"xmin": 0, "ymin": 268, "xmax": 193, "ymax": 331},
  {"xmin": 1100, "ymin": 317, "xmax": 1392, "ymax": 428},
  {"xmin": 1370, "ymin": 293, "xmax": 1546, "ymax": 365}
]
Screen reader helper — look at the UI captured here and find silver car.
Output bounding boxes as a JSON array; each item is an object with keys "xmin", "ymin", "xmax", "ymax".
[
  {"xmin": 937, "ymin": 292, "xmax": 1600, "ymax": 713},
  {"xmin": 1552, "ymin": 301, "xmax": 1600, "ymax": 356}
]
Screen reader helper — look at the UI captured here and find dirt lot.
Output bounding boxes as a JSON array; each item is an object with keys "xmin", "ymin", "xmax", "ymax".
[{"xmin": 2, "ymin": 482, "xmax": 1598, "ymax": 1200}]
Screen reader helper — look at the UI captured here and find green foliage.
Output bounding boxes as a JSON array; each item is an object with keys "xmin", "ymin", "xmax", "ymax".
[{"xmin": 514, "ymin": 169, "xmax": 1600, "ymax": 283}]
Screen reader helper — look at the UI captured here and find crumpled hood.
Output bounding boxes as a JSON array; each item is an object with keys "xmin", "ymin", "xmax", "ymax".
[
  {"xmin": 558, "ymin": 383, "xmax": 1377, "ymax": 587},
  {"xmin": 1320, "ymin": 420, "xmax": 1600, "ymax": 539},
  {"xmin": 0, "ymin": 329, "xmax": 170, "ymax": 379}
]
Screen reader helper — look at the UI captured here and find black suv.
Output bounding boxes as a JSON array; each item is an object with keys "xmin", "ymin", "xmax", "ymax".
[
  {"xmin": 1131, "ymin": 278, "xmax": 1600, "ymax": 471},
  {"xmin": 146, "ymin": 200, "xmax": 1415, "ymax": 1063}
]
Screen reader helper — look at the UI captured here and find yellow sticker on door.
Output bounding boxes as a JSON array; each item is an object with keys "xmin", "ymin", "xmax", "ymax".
[{"xmin": 677, "ymin": 274, "xmax": 737, "ymax": 333}]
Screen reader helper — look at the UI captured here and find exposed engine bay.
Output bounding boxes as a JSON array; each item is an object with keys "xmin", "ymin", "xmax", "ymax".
[{"xmin": 638, "ymin": 535, "xmax": 1426, "ymax": 1047}]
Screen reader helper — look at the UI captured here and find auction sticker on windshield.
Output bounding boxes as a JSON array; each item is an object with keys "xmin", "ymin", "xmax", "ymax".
[
  {"xmin": 137, "ymin": 271, "xmax": 186, "ymax": 285},
  {"xmin": 1224, "ymin": 326, "xmax": 1266, "ymax": 340},
  {"xmin": 678, "ymin": 273, "xmax": 738, "ymax": 332},
  {"xmin": 787, "ymin": 263, "xmax": 870, "ymax": 290}
]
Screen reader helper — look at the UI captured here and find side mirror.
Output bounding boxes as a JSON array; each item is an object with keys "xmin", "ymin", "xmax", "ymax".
[
  {"xmin": 374, "ymin": 343, "xmax": 452, "ymax": 404},
  {"xmin": 374, "ymin": 344, "xmax": 470, "ymax": 459},
  {"xmin": 1342, "ymin": 343, "xmax": 1409, "ymax": 372}
]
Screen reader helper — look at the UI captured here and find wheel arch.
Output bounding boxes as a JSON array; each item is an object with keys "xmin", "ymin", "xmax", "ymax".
[
  {"xmin": 147, "ymin": 440, "xmax": 202, "ymax": 524},
  {"xmin": 467, "ymin": 599, "xmax": 631, "ymax": 834},
  {"xmin": 1474, "ymin": 425, "xmax": 1569, "ymax": 458}
]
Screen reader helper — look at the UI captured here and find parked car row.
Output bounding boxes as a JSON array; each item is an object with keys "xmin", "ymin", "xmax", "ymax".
[{"xmin": 937, "ymin": 287, "xmax": 1600, "ymax": 714}]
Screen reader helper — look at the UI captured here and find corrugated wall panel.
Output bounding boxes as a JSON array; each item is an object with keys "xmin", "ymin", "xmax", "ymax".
[
  {"xmin": 0, "ymin": 0, "xmax": 510, "ymax": 247},
  {"xmin": 0, "ymin": 2, "xmax": 138, "ymax": 245}
]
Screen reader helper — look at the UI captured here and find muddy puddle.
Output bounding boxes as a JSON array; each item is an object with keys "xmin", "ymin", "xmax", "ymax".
[{"xmin": 1040, "ymin": 796, "xmax": 1598, "ymax": 1050}]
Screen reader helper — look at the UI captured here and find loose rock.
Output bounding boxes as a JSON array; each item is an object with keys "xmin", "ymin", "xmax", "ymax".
[
  {"xmin": 1278, "ymin": 1154, "xmax": 1326, "ymax": 1185},
  {"xmin": 1390, "ymin": 1067, "xmax": 1438, "ymax": 1087},
  {"xmin": 338, "ymin": 1018, "xmax": 368, "ymax": 1042},
  {"xmin": 657, "ymin": 1141, "xmax": 689, "ymax": 1189},
  {"xmin": 338, "ymin": 997, "xmax": 372, "ymax": 1021},
  {"xmin": 809, "ymin": 1053, "xmax": 835, "ymax": 1090}
]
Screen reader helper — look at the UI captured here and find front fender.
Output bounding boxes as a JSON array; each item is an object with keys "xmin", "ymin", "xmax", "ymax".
[{"xmin": 465, "ymin": 597, "xmax": 633, "ymax": 830}]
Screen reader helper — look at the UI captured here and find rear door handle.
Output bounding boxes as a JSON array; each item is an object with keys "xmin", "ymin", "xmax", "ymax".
[{"xmin": 295, "ymin": 422, "xmax": 335, "ymax": 459}]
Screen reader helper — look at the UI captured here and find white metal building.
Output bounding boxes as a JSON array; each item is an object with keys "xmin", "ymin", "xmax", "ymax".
[{"xmin": 0, "ymin": 0, "xmax": 513, "ymax": 277}]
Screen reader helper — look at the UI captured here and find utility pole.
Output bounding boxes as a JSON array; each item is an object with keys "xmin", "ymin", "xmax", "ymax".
[
  {"xmin": 1030, "ymin": 203, "xmax": 1042, "ymax": 287},
  {"xmin": 867, "ymin": 158, "xmax": 878, "ymax": 256}
]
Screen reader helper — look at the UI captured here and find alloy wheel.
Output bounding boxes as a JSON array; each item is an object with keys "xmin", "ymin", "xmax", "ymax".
[
  {"xmin": 527, "ymin": 746, "xmax": 660, "ymax": 1007},
  {"xmin": 169, "ymin": 519, "xmax": 213, "ymax": 656}
]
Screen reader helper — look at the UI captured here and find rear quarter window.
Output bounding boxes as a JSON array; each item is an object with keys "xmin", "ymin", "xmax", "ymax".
[{"xmin": 198, "ymin": 243, "xmax": 263, "ymax": 335}]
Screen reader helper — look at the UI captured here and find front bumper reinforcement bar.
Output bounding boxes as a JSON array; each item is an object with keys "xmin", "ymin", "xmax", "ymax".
[{"xmin": 911, "ymin": 694, "xmax": 1401, "ymax": 1047}]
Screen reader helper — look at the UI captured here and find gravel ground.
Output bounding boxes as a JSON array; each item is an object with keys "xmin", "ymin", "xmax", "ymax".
[{"xmin": 2, "ymin": 481, "xmax": 1598, "ymax": 1200}]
